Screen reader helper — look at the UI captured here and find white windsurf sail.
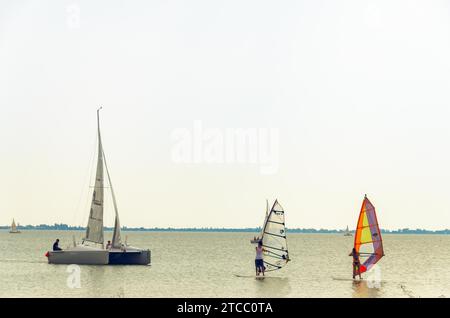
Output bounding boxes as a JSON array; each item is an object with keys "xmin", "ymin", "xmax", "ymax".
[{"xmin": 260, "ymin": 200, "xmax": 290, "ymax": 272}]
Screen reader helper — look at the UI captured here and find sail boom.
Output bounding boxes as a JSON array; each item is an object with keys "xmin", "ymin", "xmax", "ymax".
[{"xmin": 262, "ymin": 261, "xmax": 282, "ymax": 272}]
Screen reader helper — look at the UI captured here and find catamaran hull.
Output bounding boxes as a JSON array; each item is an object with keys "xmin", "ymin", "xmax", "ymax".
[
  {"xmin": 108, "ymin": 249, "xmax": 151, "ymax": 265},
  {"xmin": 47, "ymin": 250, "xmax": 109, "ymax": 265},
  {"xmin": 47, "ymin": 249, "xmax": 151, "ymax": 265}
]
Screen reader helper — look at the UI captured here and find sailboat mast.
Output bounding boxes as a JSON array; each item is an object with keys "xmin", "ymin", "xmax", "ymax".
[{"xmin": 261, "ymin": 200, "xmax": 276, "ymax": 237}]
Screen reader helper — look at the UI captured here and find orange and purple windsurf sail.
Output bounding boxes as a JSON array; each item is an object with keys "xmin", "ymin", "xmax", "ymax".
[{"xmin": 354, "ymin": 195, "xmax": 384, "ymax": 273}]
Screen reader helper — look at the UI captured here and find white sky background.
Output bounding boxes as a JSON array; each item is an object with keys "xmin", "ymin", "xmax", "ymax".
[{"xmin": 1, "ymin": 0, "xmax": 450, "ymax": 230}]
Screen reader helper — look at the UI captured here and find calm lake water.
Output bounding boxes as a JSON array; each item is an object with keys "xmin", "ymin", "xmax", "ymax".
[{"xmin": 0, "ymin": 231, "xmax": 448, "ymax": 298}]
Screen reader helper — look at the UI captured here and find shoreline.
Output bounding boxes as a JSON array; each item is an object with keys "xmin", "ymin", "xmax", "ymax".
[{"xmin": 1, "ymin": 228, "xmax": 450, "ymax": 235}]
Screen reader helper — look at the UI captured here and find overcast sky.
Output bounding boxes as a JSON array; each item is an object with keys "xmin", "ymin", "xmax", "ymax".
[{"xmin": 1, "ymin": 0, "xmax": 450, "ymax": 230}]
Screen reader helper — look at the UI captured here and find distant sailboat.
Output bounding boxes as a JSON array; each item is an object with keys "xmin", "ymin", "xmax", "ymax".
[
  {"xmin": 344, "ymin": 225, "xmax": 352, "ymax": 236},
  {"xmin": 9, "ymin": 219, "xmax": 20, "ymax": 234},
  {"xmin": 258, "ymin": 200, "xmax": 290, "ymax": 272},
  {"xmin": 46, "ymin": 108, "xmax": 151, "ymax": 265},
  {"xmin": 353, "ymin": 195, "xmax": 384, "ymax": 273}
]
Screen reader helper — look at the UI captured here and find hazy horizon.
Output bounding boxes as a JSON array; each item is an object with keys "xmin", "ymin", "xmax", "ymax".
[
  {"xmin": 2, "ymin": 1, "xmax": 450, "ymax": 230},
  {"xmin": 2, "ymin": 223, "xmax": 450, "ymax": 232}
]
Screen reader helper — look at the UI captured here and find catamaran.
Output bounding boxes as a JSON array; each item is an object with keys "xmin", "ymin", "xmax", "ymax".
[
  {"xmin": 46, "ymin": 108, "xmax": 151, "ymax": 265},
  {"xmin": 353, "ymin": 195, "xmax": 384, "ymax": 274},
  {"xmin": 9, "ymin": 219, "xmax": 20, "ymax": 234},
  {"xmin": 257, "ymin": 199, "xmax": 290, "ymax": 272}
]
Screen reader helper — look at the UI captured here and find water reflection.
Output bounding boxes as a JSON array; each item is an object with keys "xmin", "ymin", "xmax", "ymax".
[
  {"xmin": 83, "ymin": 266, "xmax": 108, "ymax": 297},
  {"xmin": 254, "ymin": 277, "xmax": 291, "ymax": 298},
  {"xmin": 352, "ymin": 280, "xmax": 383, "ymax": 298}
]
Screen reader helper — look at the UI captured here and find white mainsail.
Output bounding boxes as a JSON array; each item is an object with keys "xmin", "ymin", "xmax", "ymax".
[
  {"xmin": 261, "ymin": 200, "xmax": 290, "ymax": 272},
  {"xmin": 84, "ymin": 108, "xmax": 105, "ymax": 245}
]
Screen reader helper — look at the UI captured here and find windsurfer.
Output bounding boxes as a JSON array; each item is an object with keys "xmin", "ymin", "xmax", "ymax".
[
  {"xmin": 255, "ymin": 241, "xmax": 266, "ymax": 276},
  {"xmin": 349, "ymin": 248, "xmax": 361, "ymax": 279}
]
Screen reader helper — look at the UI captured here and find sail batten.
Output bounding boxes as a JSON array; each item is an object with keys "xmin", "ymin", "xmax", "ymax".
[
  {"xmin": 260, "ymin": 200, "xmax": 290, "ymax": 272},
  {"xmin": 262, "ymin": 245, "xmax": 287, "ymax": 252},
  {"xmin": 267, "ymin": 220, "xmax": 285, "ymax": 226},
  {"xmin": 263, "ymin": 232, "xmax": 286, "ymax": 239},
  {"xmin": 353, "ymin": 195, "xmax": 384, "ymax": 273}
]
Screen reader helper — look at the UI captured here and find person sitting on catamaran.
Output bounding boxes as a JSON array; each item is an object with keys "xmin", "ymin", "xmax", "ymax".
[
  {"xmin": 255, "ymin": 241, "xmax": 266, "ymax": 276},
  {"xmin": 53, "ymin": 239, "xmax": 62, "ymax": 251},
  {"xmin": 349, "ymin": 248, "xmax": 361, "ymax": 279},
  {"xmin": 106, "ymin": 241, "xmax": 112, "ymax": 249}
]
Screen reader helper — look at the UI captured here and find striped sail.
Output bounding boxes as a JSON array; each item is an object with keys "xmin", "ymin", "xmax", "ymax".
[
  {"xmin": 261, "ymin": 200, "xmax": 290, "ymax": 272},
  {"xmin": 354, "ymin": 195, "xmax": 384, "ymax": 273}
]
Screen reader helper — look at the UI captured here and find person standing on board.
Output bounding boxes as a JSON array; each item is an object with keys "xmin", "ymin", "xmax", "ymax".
[
  {"xmin": 53, "ymin": 239, "xmax": 62, "ymax": 251},
  {"xmin": 255, "ymin": 241, "xmax": 266, "ymax": 276},
  {"xmin": 349, "ymin": 247, "xmax": 361, "ymax": 279}
]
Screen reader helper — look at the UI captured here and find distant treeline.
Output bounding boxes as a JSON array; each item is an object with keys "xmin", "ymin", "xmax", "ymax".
[{"xmin": 1, "ymin": 223, "xmax": 450, "ymax": 234}]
